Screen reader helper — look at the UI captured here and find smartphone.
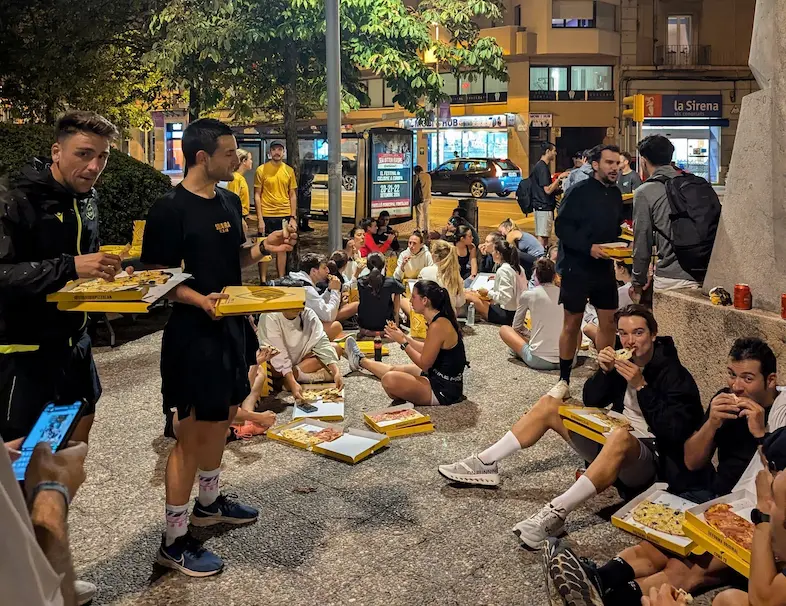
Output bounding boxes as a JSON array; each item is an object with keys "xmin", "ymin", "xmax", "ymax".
[
  {"xmin": 12, "ymin": 400, "xmax": 87, "ymax": 481},
  {"xmin": 298, "ymin": 402, "xmax": 319, "ymax": 414}
]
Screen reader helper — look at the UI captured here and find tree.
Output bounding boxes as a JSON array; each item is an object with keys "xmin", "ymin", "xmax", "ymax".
[{"xmin": 147, "ymin": 0, "xmax": 507, "ymax": 175}]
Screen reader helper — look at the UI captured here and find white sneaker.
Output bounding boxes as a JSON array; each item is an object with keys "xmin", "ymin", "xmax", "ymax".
[
  {"xmin": 75, "ymin": 579, "xmax": 96, "ymax": 605},
  {"xmin": 438, "ymin": 455, "xmax": 500, "ymax": 486},
  {"xmin": 547, "ymin": 379, "xmax": 571, "ymax": 401},
  {"xmin": 344, "ymin": 336, "xmax": 363, "ymax": 372},
  {"xmin": 512, "ymin": 503, "xmax": 567, "ymax": 548}
]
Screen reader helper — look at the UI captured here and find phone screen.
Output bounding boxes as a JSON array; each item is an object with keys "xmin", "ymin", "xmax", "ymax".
[{"xmin": 12, "ymin": 401, "xmax": 84, "ymax": 481}]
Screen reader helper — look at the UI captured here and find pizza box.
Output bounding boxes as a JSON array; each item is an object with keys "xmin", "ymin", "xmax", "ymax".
[
  {"xmin": 684, "ymin": 490, "xmax": 755, "ymax": 565},
  {"xmin": 622, "ymin": 193, "xmax": 634, "ymax": 202},
  {"xmin": 599, "ymin": 242, "xmax": 633, "ymax": 258},
  {"xmin": 364, "ymin": 403, "xmax": 432, "ymax": 434},
  {"xmin": 405, "ymin": 279, "xmax": 418, "ymax": 296},
  {"xmin": 683, "ymin": 518, "xmax": 750, "ymax": 578},
  {"xmin": 291, "ymin": 384, "xmax": 345, "ymax": 422},
  {"xmin": 214, "ymin": 286, "xmax": 306, "ymax": 316},
  {"xmin": 50, "ymin": 268, "xmax": 192, "ymax": 313},
  {"xmin": 266, "ymin": 419, "xmax": 389, "ymax": 464},
  {"xmin": 355, "ymin": 340, "xmax": 390, "ymax": 357},
  {"xmin": 559, "ymin": 406, "xmax": 655, "ymax": 444},
  {"xmin": 385, "ymin": 422, "xmax": 435, "ymax": 438},
  {"xmin": 611, "ymin": 482, "xmax": 700, "ymax": 557},
  {"xmin": 468, "ymin": 273, "xmax": 495, "ymax": 293}
]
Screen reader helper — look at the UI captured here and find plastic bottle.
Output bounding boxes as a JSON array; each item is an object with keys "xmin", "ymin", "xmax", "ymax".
[
  {"xmin": 467, "ymin": 303, "xmax": 476, "ymax": 326},
  {"xmin": 373, "ymin": 335, "xmax": 383, "ymax": 361}
]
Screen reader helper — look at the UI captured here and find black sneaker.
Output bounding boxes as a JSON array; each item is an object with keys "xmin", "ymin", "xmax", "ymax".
[
  {"xmin": 157, "ymin": 532, "xmax": 224, "ymax": 577},
  {"xmin": 546, "ymin": 538, "xmax": 604, "ymax": 606},
  {"xmin": 190, "ymin": 494, "xmax": 259, "ymax": 527}
]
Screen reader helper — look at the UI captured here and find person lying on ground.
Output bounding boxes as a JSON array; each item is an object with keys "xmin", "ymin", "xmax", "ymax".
[
  {"xmin": 258, "ymin": 306, "xmax": 344, "ymax": 403},
  {"xmin": 288, "ymin": 252, "xmax": 358, "ymax": 340},
  {"xmin": 357, "ymin": 253, "xmax": 405, "ymax": 337},
  {"xmin": 499, "ymin": 257, "xmax": 562, "ymax": 371},
  {"xmin": 439, "ymin": 305, "xmax": 707, "ymax": 550},
  {"xmin": 544, "ymin": 337, "xmax": 783, "ymax": 605},
  {"xmin": 359, "ymin": 218, "xmax": 394, "ymax": 257},
  {"xmin": 498, "ymin": 218, "xmax": 545, "ymax": 280},
  {"xmin": 393, "ymin": 231, "xmax": 433, "ymax": 281},
  {"xmin": 343, "ymin": 280, "xmax": 468, "ymax": 406},
  {"xmin": 464, "ymin": 240, "xmax": 527, "ymax": 326},
  {"xmin": 583, "ymin": 259, "xmax": 634, "ymax": 348}
]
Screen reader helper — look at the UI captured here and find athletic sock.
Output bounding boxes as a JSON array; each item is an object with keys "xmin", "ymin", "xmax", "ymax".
[
  {"xmin": 559, "ymin": 358, "xmax": 573, "ymax": 383},
  {"xmin": 477, "ymin": 431, "xmax": 521, "ymax": 465},
  {"xmin": 605, "ymin": 581, "xmax": 643, "ymax": 606},
  {"xmin": 164, "ymin": 503, "xmax": 189, "ymax": 546},
  {"xmin": 197, "ymin": 468, "xmax": 221, "ymax": 507},
  {"xmin": 549, "ymin": 474, "xmax": 597, "ymax": 514},
  {"xmin": 596, "ymin": 557, "xmax": 636, "ymax": 595}
]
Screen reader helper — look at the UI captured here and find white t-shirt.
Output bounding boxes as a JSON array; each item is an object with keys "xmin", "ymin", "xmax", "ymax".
[
  {"xmin": 512, "ymin": 283, "xmax": 562, "ymax": 363},
  {"xmin": 733, "ymin": 390, "xmax": 786, "ymax": 494},
  {"xmin": 622, "ymin": 384, "xmax": 651, "ymax": 435}
]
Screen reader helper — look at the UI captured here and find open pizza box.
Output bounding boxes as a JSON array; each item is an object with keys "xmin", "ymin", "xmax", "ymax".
[
  {"xmin": 291, "ymin": 383, "xmax": 345, "ymax": 422},
  {"xmin": 49, "ymin": 268, "xmax": 192, "ymax": 313},
  {"xmin": 682, "ymin": 490, "xmax": 754, "ymax": 577},
  {"xmin": 559, "ymin": 406, "xmax": 655, "ymax": 446},
  {"xmin": 611, "ymin": 483, "xmax": 702, "ymax": 557},
  {"xmin": 214, "ymin": 286, "xmax": 306, "ymax": 317},
  {"xmin": 468, "ymin": 273, "xmax": 495, "ymax": 294},
  {"xmin": 598, "ymin": 242, "xmax": 633, "ymax": 259},
  {"xmin": 266, "ymin": 419, "xmax": 389, "ymax": 464},
  {"xmin": 363, "ymin": 403, "xmax": 434, "ymax": 437}
]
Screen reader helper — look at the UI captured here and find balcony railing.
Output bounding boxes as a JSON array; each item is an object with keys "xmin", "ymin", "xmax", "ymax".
[{"xmin": 655, "ymin": 45, "xmax": 711, "ymax": 67}]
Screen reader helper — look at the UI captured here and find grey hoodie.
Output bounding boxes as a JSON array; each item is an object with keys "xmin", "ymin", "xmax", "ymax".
[{"xmin": 631, "ymin": 165, "xmax": 696, "ymax": 286}]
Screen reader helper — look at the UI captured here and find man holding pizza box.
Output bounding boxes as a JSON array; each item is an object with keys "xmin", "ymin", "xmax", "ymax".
[{"xmin": 544, "ymin": 337, "xmax": 785, "ymax": 606}]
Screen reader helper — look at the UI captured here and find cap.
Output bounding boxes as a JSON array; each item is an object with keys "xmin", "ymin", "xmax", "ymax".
[
  {"xmin": 763, "ymin": 427, "xmax": 786, "ymax": 472},
  {"xmin": 270, "ymin": 140, "xmax": 285, "ymax": 149}
]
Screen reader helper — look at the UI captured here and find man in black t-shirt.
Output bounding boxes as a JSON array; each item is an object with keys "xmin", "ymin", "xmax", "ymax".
[
  {"xmin": 549, "ymin": 145, "xmax": 623, "ymax": 400},
  {"xmin": 141, "ymin": 118, "xmax": 294, "ymax": 578},
  {"xmin": 530, "ymin": 142, "xmax": 562, "ymax": 248}
]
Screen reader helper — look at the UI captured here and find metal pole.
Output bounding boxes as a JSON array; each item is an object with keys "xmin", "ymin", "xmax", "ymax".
[{"xmin": 325, "ymin": 0, "xmax": 342, "ymax": 252}]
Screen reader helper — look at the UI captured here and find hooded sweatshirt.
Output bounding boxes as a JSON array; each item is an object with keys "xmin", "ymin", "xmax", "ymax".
[
  {"xmin": 582, "ymin": 336, "xmax": 712, "ymax": 494},
  {"xmin": 393, "ymin": 246, "xmax": 434, "ymax": 281},
  {"xmin": 288, "ymin": 270, "xmax": 341, "ymax": 322},
  {"xmin": 257, "ymin": 307, "xmax": 338, "ymax": 377},
  {"xmin": 0, "ymin": 158, "xmax": 100, "ymax": 346}
]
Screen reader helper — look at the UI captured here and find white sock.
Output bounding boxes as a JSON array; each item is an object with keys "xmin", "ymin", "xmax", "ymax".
[
  {"xmin": 550, "ymin": 474, "xmax": 597, "ymax": 514},
  {"xmin": 197, "ymin": 468, "xmax": 221, "ymax": 507},
  {"xmin": 477, "ymin": 431, "xmax": 521, "ymax": 465},
  {"xmin": 164, "ymin": 503, "xmax": 189, "ymax": 546}
]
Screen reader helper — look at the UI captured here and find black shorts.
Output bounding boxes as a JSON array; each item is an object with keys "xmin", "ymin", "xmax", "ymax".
[
  {"xmin": 263, "ymin": 216, "xmax": 288, "ymax": 237},
  {"xmin": 161, "ymin": 309, "xmax": 250, "ymax": 423},
  {"xmin": 559, "ymin": 265, "xmax": 619, "ymax": 314},
  {"xmin": 0, "ymin": 332, "xmax": 101, "ymax": 440},
  {"xmin": 487, "ymin": 305, "xmax": 516, "ymax": 326}
]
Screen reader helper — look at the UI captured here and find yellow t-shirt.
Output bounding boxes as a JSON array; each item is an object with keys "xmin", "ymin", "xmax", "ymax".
[
  {"xmin": 227, "ymin": 172, "xmax": 250, "ymax": 216},
  {"xmin": 254, "ymin": 162, "xmax": 297, "ymax": 217}
]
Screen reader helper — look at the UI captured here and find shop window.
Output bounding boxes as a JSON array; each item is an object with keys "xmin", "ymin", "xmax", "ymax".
[
  {"xmin": 530, "ymin": 67, "xmax": 550, "ymax": 91},
  {"xmin": 485, "ymin": 76, "xmax": 508, "ymax": 94},
  {"xmin": 459, "ymin": 75, "xmax": 484, "ymax": 96},
  {"xmin": 165, "ymin": 122, "xmax": 184, "ymax": 172},
  {"xmin": 365, "ymin": 79, "xmax": 384, "ymax": 108},
  {"xmin": 570, "ymin": 66, "xmax": 612, "ymax": 91},
  {"xmin": 441, "ymin": 72, "xmax": 458, "ymax": 96},
  {"xmin": 550, "ymin": 67, "xmax": 568, "ymax": 91},
  {"xmin": 530, "ymin": 66, "xmax": 570, "ymax": 92}
]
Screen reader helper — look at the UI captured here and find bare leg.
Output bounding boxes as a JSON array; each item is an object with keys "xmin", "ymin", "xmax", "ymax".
[
  {"xmin": 258, "ymin": 259, "xmax": 269, "ymax": 284},
  {"xmin": 72, "ymin": 413, "xmax": 94, "ymax": 444},
  {"xmin": 464, "ymin": 291, "xmax": 491, "ymax": 319},
  {"xmin": 400, "ymin": 296, "xmax": 412, "ymax": 318},
  {"xmin": 583, "ymin": 323, "xmax": 599, "ymax": 349},
  {"xmin": 637, "ymin": 554, "xmax": 731, "ymax": 595},
  {"xmin": 381, "ymin": 371, "xmax": 435, "ymax": 405},
  {"xmin": 538, "ymin": 236, "xmax": 549, "ymax": 248},
  {"xmin": 510, "ymin": 395, "xmax": 572, "ymax": 446},
  {"xmin": 337, "ymin": 301, "xmax": 359, "ymax": 322},
  {"xmin": 595, "ymin": 308, "xmax": 617, "ymax": 352},
  {"xmin": 583, "ymin": 428, "xmax": 642, "ymax": 492},
  {"xmin": 712, "ymin": 589, "xmax": 748, "ymax": 606},
  {"xmin": 323, "ymin": 321, "xmax": 343, "ymax": 340},
  {"xmin": 558, "ymin": 310, "xmax": 583, "ymax": 364},
  {"xmin": 275, "ymin": 251, "xmax": 286, "ymax": 280},
  {"xmin": 500, "ymin": 325, "xmax": 528, "ymax": 356},
  {"xmin": 616, "ymin": 542, "xmax": 670, "ymax": 579}
]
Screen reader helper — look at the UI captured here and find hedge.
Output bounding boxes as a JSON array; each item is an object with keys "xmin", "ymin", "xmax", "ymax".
[{"xmin": 0, "ymin": 122, "xmax": 171, "ymax": 245}]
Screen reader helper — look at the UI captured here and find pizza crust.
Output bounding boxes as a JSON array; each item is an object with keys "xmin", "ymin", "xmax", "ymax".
[{"xmin": 615, "ymin": 348, "xmax": 633, "ymax": 361}]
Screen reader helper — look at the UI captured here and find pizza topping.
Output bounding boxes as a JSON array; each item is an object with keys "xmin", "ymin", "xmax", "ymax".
[
  {"xmin": 631, "ymin": 501, "xmax": 686, "ymax": 536},
  {"xmin": 69, "ymin": 270, "xmax": 172, "ymax": 293},
  {"xmin": 614, "ymin": 348, "xmax": 633, "ymax": 361},
  {"xmin": 280, "ymin": 426, "xmax": 343, "ymax": 445},
  {"xmin": 587, "ymin": 411, "xmax": 632, "ymax": 431},
  {"xmin": 301, "ymin": 387, "xmax": 343, "ymax": 403},
  {"xmin": 370, "ymin": 409, "xmax": 424, "ymax": 423},
  {"xmin": 704, "ymin": 503, "xmax": 754, "ymax": 550}
]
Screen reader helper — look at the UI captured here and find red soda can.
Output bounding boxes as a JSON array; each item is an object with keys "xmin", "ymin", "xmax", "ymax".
[
  {"xmin": 734, "ymin": 284, "xmax": 752, "ymax": 310},
  {"xmin": 781, "ymin": 294, "xmax": 786, "ymax": 320}
]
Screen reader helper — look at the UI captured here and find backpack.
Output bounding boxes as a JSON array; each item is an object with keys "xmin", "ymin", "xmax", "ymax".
[
  {"xmin": 412, "ymin": 177, "xmax": 423, "ymax": 207},
  {"xmin": 649, "ymin": 173, "xmax": 721, "ymax": 284},
  {"xmin": 516, "ymin": 178, "xmax": 533, "ymax": 216}
]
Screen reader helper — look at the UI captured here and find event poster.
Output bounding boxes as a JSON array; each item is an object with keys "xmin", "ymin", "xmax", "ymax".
[{"xmin": 369, "ymin": 129, "xmax": 413, "ymax": 218}]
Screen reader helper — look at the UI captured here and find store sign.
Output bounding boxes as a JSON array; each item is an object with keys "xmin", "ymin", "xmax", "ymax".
[
  {"xmin": 530, "ymin": 113, "xmax": 553, "ymax": 128},
  {"xmin": 644, "ymin": 94, "xmax": 722, "ymax": 118},
  {"xmin": 369, "ymin": 129, "xmax": 413, "ymax": 218},
  {"xmin": 401, "ymin": 114, "xmax": 508, "ymax": 129},
  {"xmin": 449, "ymin": 92, "xmax": 508, "ymax": 105}
]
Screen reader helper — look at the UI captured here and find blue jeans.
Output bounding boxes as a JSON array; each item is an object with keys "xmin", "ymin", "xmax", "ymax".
[{"xmin": 519, "ymin": 343, "xmax": 560, "ymax": 371}]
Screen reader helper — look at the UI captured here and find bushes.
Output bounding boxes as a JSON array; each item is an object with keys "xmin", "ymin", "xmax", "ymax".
[{"xmin": 0, "ymin": 122, "xmax": 171, "ymax": 245}]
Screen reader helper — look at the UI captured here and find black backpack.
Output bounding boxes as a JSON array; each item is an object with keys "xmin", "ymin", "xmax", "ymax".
[
  {"xmin": 412, "ymin": 177, "xmax": 423, "ymax": 207},
  {"xmin": 649, "ymin": 172, "xmax": 721, "ymax": 284},
  {"xmin": 516, "ymin": 178, "xmax": 533, "ymax": 216}
]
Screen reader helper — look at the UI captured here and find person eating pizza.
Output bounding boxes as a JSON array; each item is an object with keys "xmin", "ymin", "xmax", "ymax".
[
  {"xmin": 438, "ymin": 304, "xmax": 708, "ymax": 550},
  {"xmin": 543, "ymin": 337, "xmax": 785, "ymax": 606}
]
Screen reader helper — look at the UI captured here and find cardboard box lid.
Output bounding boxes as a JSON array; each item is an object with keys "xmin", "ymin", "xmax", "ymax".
[
  {"xmin": 215, "ymin": 286, "xmax": 306, "ymax": 316},
  {"xmin": 559, "ymin": 406, "xmax": 654, "ymax": 440},
  {"xmin": 291, "ymin": 386, "xmax": 345, "ymax": 421},
  {"xmin": 48, "ymin": 268, "xmax": 190, "ymax": 304},
  {"xmin": 312, "ymin": 427, "xmax": 389, "ymax": 461},
  {"xmin": 684, "ymin": 490, "xmax": 755, "ymax": 562}
]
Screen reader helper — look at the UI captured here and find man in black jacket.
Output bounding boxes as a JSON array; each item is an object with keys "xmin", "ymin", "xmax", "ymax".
[
  {"xmin": 0, "ymin": 111, "xmax": 122, "ymax": 442},
  {"xmin": 549, "ymin": 144, "xmax": 624, "ymax": 402}
]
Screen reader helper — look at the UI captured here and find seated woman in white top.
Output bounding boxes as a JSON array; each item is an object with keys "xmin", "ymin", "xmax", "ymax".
[
  {"xmin": 401, "ymin": 239, "xmax": 465, "ymax": 317},
  {"xmin": 393, "ymin": 231, "xmax": 433, "ymax": 281},
  {"xmin": 342, "ymin": 226, "xmax": 366, "ymax": 285},
  {"xmin": 499, "ymin": 257, "xmax": 562, "ymax": 370},
  {"xmin": 464, "ymin": 240, "xmax": 527, "ymax": 326},
  {"xmin": 583, "ymin": 259, "xmax": 634, "ymax": 348}
]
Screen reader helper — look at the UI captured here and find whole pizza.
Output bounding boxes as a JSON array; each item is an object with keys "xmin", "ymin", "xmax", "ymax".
[
  {"xmin": 704, "ymin": 503, "xmax": 754, "ymax": 550},
  {"xmin": 631, "ymin": 501, "xmax": 686, "ymax": 536},
  {"xmin": 371, "ymin": 409, "xmax": 424, "ymax": 424}
]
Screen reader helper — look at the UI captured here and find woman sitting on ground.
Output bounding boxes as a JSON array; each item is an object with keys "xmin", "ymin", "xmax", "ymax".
[
  {"xmin": 479, "ymin": 232, "xmax": 503, "ymax": 273},
  {"xmin": 357, "ymin": 253, "xmax": 405, "ymax": 338},
  {"xmin": 405, "ymin": 239, "xmax": 465, "ymax": 316},
  {"xmin": 498, "ymin": 218, "xmax": 545, "ymax": 280},
  {"xmin": 393, "ymin": 230, "xmax": 433, "ymax": 280},
  {"xmin": 454, "ymin": 225, "xmax": 478, "ymax": 286},
  {"xmin": 359, "ymin": 217, "xmax": 395, "ymax": 257},
  {"xmin": 344, "ymin": 280, "xmax": 468, "ymax": 406},
  {"xmin": 499, "ymin": 257, "xmax": 562, "ymax": 371},
  {"xmin": 343, "ymin": 226, "xmax": 366, "ymax": 284},
  {"xmin": 465, "ymin": 240, "xmax": 527, "ymax": 326}
]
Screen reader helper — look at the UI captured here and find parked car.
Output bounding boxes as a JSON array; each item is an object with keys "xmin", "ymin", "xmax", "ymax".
[
  {"xmin": 304, "ymin": 157, "xmax": 357, "ymax": 191},
  {"xmin": 429, "ymin": 158, "xmax": 522, "ymax": 198}
]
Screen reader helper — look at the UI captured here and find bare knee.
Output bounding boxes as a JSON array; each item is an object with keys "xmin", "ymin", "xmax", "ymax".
[
  {"xmin": 662, "ymin": 558, "xmax": 693, "ymax": 589},
  {"xmin": 712, "ymin": 590, "xmax": 748, "ymax": 606},
  {"xmin": 604, "ymin": 427, "xmax": 639, "ymax": 458},
  {"xmin": 381, "ymin": 371, "xmax": 397, "ymax": 394}
]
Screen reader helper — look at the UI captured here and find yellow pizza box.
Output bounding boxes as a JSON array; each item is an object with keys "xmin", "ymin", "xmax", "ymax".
[
  {"xmin": 619, "ymin": 233, "xmax": 633, "ymax": 243},
  {"xmin": 99, "ymin": 244, "xmax": 131, "ymax": 256},
  {"xmin": 684, "ymin": 490, "xmax": 754, "ymax": 565},
  {"xmin": 311, "ymin": 427, "xmax": 390, "ymax": 464},
  {"xmin": 683, "ymin": 518, "xmax": 750, "ymax": 578},
  {"xmin": 291, "ymin": 384, "xmax": 345, "ymax": 422},
  {"xmin": 364, "ymin": 403, "xmax": 432, "ymax": 434},
  {"xmin": 611, "ymin": 483, "xmax": 700, "ymax": 557},
  {"xmin": 266, "ymin": 419, "xmax": 345, "ymax": 451},
  {"xmin": 562, "ymin": 419, "xmax": 607, "ymax": 445},
  {"xmin": 51, "ymin": 269, "xmax": 191, "ymax": 312},
  {"xmin": 559, "ymin": 406, "xmax": 655, "ymax": 441},
  {"xmin": 622, "ymin": 193, "xmax": 634, "ymax": 202},
  {"xmin": 385, "ymin": 422, "xmax": 435, "ymax": 438},
  {"xmin": 599, "ymin": 242, "xmax": 633, "ymax": 258},
  {"xmin": 214, "ymin": 286, "xmax": 306, "ymax": 316},
  {"xmin": 356, "ymin": 340, "xmax": 390, "ymax": 357}
]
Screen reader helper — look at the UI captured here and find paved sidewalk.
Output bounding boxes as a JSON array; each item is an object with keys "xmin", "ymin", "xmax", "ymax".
[{"xmin": 73, "ymin": 325, "xmax": 721, "ymax": 605}]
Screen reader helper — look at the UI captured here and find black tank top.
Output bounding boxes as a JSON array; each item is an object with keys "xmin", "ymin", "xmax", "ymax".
[
  {"xmin": 457, "ymin": 249, "xmax": 471, "ymax": 280},
  {"xmin": 425, "ymin": 313, "xmax": 468, "ymax": 405}
]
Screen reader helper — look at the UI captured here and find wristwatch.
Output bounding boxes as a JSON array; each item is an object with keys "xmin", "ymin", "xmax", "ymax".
[
  {"xmin": 400, "ymin": 342, "xmax": 409, "ymax": 351},
  {"xmin": 751, "ymin": 508, "xmax": 771, "ymax": 525}
]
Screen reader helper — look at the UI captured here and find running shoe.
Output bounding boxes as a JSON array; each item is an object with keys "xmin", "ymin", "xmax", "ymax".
[
  {"xmin": 547, "ymin": 379, "xmax": 571, "ymax": 401},
  {"xmin": 156, "ymin": 533, "xmax": 224, "ymax": 578},
  {"xmin": 512, "ymin": 503, "xmax": 567, "ymax": 548},
  {"xmin": 438, "ymin": 455, "xmax": 500, "ymax": 486},
  {"xmin": 75, "ymin": 579, "xmax": 96, "ymax": 605},
  {"xmin": 545, "ymin": 538, "xmax": 604, "ymax": 606},
  {"xmin": 190, "ymin": 494, "xmax": 259, "ymax": 527},
  {"xmin": 344, "ymin": 336, "xmax": 364, "ymax": 372}
]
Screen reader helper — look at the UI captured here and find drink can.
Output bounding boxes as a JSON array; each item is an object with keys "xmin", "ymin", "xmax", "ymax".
[{"xmin": 733, "ymin": 284, "xmax": 752, "ymax": 310}]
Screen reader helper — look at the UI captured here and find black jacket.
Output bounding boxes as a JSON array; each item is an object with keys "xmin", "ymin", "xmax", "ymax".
[
  {"xmin": 582, "ymin": 336, "xmax": 713, "ymax": 495},
  {"xmin": 0, "ymin": 158, "xmax": 100, "ymax": 346}
]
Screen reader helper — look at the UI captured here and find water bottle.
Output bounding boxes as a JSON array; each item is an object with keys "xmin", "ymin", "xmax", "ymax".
[{"xmin": 467, "ymin": 303, "xmax": 476, "ymax": 326}]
